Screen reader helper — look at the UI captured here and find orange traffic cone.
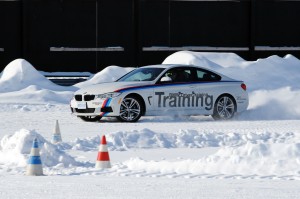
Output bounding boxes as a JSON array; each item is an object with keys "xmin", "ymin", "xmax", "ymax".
[{"xmin": 95, "ymin": 135, "xmax": 111, "ymax": 169}]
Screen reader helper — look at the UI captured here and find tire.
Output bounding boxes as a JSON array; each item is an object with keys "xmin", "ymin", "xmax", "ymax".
[
  {"xmin": 212, "ymin": 95, "xmax": 236, "ymax": 120},
  {"xmin": 78, "ymin": 116, "xmax": 102, "ymax": 122},
  {"xmin": 116, "ymin": 96, "xmax": 144, "ymax": 122}
]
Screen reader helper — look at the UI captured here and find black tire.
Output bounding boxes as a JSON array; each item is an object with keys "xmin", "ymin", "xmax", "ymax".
[
  {"xmin": 116, "ymin": 96, "xmax": 144, "ymax": 122},
  {"xmin": 78, "ymin": 116, "xmax": 102, "ymax": 122},
  {"xmin": 212, "ymin": 95, "xmax": 236, "ymax": 120}
]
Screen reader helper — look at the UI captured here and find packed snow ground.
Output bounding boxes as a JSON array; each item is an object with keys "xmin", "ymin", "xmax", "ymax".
[{"xmin": 1, "ymin": 52, "xmax": 300, "ymax": 198}]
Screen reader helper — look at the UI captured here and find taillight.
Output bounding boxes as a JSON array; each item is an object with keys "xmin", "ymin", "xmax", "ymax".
[{"xmin": 241, "ymin": 83, "xmax": 247, "ymax": 91}]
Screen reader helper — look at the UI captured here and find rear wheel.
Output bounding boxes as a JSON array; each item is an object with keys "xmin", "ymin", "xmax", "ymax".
[
  {"xmin": 116, "ymin": 96, "xmax": 144, "ymax": 122},
  {"xmin": 212, "ymin": 95, "xmax": 236, "ymax": 120},
  {"xmin": 78, "ymin": 116, "xmax": 102, "ymax": 122}
]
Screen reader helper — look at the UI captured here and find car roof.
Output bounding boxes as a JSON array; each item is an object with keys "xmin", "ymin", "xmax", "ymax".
[
  {"xmin": 140, "ymin": 64, "xmax": 201, "ymax": 69},
  {"xmin": 139, "ymin": 64, "xmax": 218, "ymax": 73},
  {"xmin": 139, "ymin": 64, "xmax": 177, "ymax": 69},
  {"xmin": 138, "ymin": 64, "xmax": 235, "ymax": 81}
]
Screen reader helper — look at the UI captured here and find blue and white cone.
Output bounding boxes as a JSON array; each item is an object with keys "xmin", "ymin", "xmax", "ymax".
[
  {"xmin": 51, "ymin": 120, "xmax": 62, "ymax": 144},
  {"xmin": 26, "ymin": 138, "xmax": 43, "ymax": 176}
]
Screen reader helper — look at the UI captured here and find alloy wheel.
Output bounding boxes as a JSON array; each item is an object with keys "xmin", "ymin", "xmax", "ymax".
[{"xmin": 119, "ymin": 98, "xmax": 141, "ymax": 122}]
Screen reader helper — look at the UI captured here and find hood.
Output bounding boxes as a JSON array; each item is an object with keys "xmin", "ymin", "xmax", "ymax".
[{"xmin": 75, "ymin": 81, "xmax": 154, "ymax": 95}]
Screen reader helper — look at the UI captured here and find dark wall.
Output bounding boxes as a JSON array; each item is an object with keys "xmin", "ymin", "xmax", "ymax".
[
  {"xmin": 22, "ymin": 0, "xmax": 97, "ymax": 72},
  {"xmin": 254, "ymin": 0, "xmax": 300, "ymax": 58},
  {"xmin": 97, "ymin": 0, "xmax": 135, "ymax": 70},
  {"xmin": 0, "ymin": 1, "xmax": 22, "ymax": 68},
  {"xmin": 1, "ymin": 0, "xmax": 300, "ymax": 72}
]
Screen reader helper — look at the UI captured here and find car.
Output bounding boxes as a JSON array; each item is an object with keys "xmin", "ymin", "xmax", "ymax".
[{"xmin": 70, "ymin": 64, "xmax": 248, "ymax": 122}]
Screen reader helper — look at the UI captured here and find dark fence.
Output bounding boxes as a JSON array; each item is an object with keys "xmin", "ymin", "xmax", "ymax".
[{"xmin": 1, "ymin": 0, "xmax": 300, "ymax": 72}]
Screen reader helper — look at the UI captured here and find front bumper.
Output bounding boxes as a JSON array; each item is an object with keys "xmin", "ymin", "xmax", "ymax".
[{"xmin": 70, "ymin": 95, "xmax": 121, "ymax": 117}]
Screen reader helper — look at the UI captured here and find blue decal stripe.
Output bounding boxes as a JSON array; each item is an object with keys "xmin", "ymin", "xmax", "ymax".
[
  {"xmin": 115, "ymin": 81, "xmax": 242, "ymax": 93},
  {"xmin": 106, "ymin": 98, "xmax": 112, "ymax": 106},
  {"xmin": 28, "ymin": 156, "xmax": 42, "ymax": 165},
  {"xmin": 100, "ymin": 98, "xmax": 112, "ymax": 117}
]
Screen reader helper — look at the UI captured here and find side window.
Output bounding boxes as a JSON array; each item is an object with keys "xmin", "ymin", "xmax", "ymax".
[
  {"xmin": 196, "ymin": 69, "xmax": 221, "ymax": 81},
  {"xmin": 162, "ymin": 68, "xmax": 192, "ymax": 83}
]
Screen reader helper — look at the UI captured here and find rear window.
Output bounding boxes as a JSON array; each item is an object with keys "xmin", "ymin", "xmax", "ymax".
[{"xmin": 196, "ymin": 69, "xmax": 221, "ymax": 81}]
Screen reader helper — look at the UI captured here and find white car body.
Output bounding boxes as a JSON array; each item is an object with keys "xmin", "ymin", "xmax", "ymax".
[{"xmin": 70, "ymin": 64, "xmax": 248, "ymax": 122}]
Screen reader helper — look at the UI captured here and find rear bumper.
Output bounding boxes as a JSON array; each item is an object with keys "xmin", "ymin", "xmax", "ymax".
[{"xmin": 235, "ymin": 93, "xmax": 249, "ymax": 113}]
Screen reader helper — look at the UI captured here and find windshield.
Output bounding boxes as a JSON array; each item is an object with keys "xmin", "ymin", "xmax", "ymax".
[{"xmin": 117, "ymin": 68, "xmax": 165, "ymax": 82}]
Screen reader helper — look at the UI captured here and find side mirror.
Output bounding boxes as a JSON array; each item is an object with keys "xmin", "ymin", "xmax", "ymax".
[{"xmin": 160, "ymin": 76, "xmax": 172, "ymax": 82}]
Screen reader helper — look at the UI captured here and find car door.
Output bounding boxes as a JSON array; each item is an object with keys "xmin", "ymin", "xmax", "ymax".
[
  {"xmin": 152, "ymin": 67, "xmax": 195, "ymax": 115},
  {"xmin": 188, "ymin": 67, "xmax": 222, "ymax": 115}
]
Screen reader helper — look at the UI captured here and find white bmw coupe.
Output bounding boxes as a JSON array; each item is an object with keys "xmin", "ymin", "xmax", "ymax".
[{"xmin": 70, "ymin": 64, "xmax": 248, "ymax": 122}]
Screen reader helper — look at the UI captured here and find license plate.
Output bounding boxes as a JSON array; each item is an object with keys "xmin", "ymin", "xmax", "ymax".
[{"xmin": 77, "ymin": 102, "xmax": 86, "ymax": 109}]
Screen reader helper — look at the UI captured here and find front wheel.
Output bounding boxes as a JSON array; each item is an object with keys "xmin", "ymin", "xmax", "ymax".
[
  {"xmin": 116, "ymin": 97, "xmax": 143, "ymax": 122},
  {"xmin": 78, "ymin": 116, "xmax": 102, "ymax": 122},
  {"xmin": 212, "ymin": 95, "xmax": 236, "ymax": 120}
]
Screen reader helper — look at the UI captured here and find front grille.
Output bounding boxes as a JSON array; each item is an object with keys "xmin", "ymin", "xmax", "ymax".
[
  {"xmin": 74, "ymin": 94, "xmax": 95, "ymax": 101},
  {"xmin": 84, "ymin": 95, "xmax": 95, "ymax": 101},
  {"xmin": 75, "ymin": 95, "xmax": 82, "ymax": 101},
  {"xmin": 75, "ymin": 108, "xmax": 95, "ymax": 113}
]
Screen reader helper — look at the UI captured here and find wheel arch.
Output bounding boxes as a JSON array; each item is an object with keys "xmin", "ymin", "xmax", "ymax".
[
  {"xmin": 124, "ymin": 93, "xmax": 146, "ymax": 116},
  {"xmin": 215, "ymin": 93, "xmax": 237, "ymax": 112}
]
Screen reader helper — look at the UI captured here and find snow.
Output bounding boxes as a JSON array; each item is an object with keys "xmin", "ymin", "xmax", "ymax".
[
  {"xmin": 0, "ymin": 59, "xmax": 74, "ymax": 93},
  {"xmin": 74, "ymin": 65, "xmax": 134, "ymax": 88},
  {"xmin": 163, "ymin": 51, "xmax": 300, "ymax": 91},
  {"xmin": 0, "ymin": 129, "xmax": 82, "ymax": 171},
  {"xmin": 0, "ymin": 54, "xmax": 300, "ymax": 198},
  {"xmin": 0, "ymin": 59, "xmax": 76, "ymax": 104}
]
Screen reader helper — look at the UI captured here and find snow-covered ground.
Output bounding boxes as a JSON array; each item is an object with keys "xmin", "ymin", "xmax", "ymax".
[{"xmin": 1, "ymin": 52, "xmax": 300, "ymax": 198}]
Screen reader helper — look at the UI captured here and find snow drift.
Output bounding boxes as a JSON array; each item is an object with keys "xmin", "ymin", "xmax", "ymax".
[
  {"xmin": 0, "ymin": 59, "xmax": 75, "ymax": 104},
  {"xmin": 1, "ymin": 53, "xmax": 300, "ymax": 119},
  {"xmin": 0, "ymin": 129, "xmax": 82, "ymax": 170},
  {"xmin": 163, "ymin": 51, "xmax": 300, "ymax": 91},
  {"xmin": 123, "ymin": 142, "xmax": 300, "ymax": 176},
  {"xmin": 0, "ymin": 59, "xmax": 74, "ymax": 93},
  {"xmin": 74, "ymin": 65, "xmax": 134, "ymax": 88},
  {"xmin": 66, "ymin": 128, "xmax": 296, "ymax": 151}
]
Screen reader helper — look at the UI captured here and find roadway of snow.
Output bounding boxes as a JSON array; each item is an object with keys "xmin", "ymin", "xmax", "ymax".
[{"xmin": 1, "ymin": 52, "xmax": 300, "ymax": 198}]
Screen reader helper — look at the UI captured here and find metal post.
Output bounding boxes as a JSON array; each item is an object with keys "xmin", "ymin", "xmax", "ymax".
[
  {"xmin": 249, "ymin": 0, "xmax": 256, "ymax": 60},
  {"xmin": 95, "ymin": 0, "xmax": 98, "ymax": 71},
  {"xmin": 168, "ymin": 0, "xmax": 171, "ymax": 47},
  {"xmin": 21, "ymin": 0, "xmax": 25, "ymax": 58},
  {"xmin": 133, "ymin": 0, "xmax": 140, "ymax": 67}
]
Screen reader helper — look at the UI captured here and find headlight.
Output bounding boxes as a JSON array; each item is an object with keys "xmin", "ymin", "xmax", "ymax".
[{"xmin": 96, "ymin": 92, "xmax": 121, "ymax": 99}]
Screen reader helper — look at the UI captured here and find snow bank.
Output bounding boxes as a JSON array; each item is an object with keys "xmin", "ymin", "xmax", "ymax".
[
  {"xmin": 163, "ymin": 51, "xmax": 246, "ymax": 69},
  {"xmin": 0, "ymin": 59, "xmax": 74, "ymax": 93},
  {"xmin": 0, "ymin": 86, "xmax": 74, "ymax": 104},
  {"xmin": 74, "ymin": 65, "xmax": 134, "ymax": 88},
  {"xmin": 0, "ymin": 59, "xmax": 75, "ymax": 104},
  {"xmin": 243, "ymin": 87, "xmax": 300, "ymax": 120},
  {"xmin": 123, "ymin": 142, "xmax": 300, "ymax": 176},
  {"xmin": 67, "ymin": 128, "xmax": 296, "ymax": 151},
  {"xmin": 0, "ymin": 129, "xmax": 81, "ymax": 169},
  {"xmin": 0, "ymin": 60, "xmax": 134, "ymax": 104},
  {"xmin": 163, "ymin": 51, "xmax": 300, "ymax": 91},
  {"xmin": 1, "ymin": 53, "xmax": 300, "ymax": 119}
]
